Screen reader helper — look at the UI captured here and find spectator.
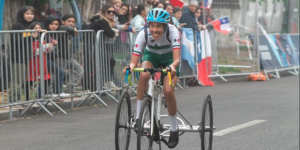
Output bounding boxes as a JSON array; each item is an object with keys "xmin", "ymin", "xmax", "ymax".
[
  {"xmin": 128, "ymin": 4, "xmax": 134, "ymax": 22},
  {"xmin": 164, "ymin": 3, "xmax": 174, "ymax": 25},
  {"xmin": 57, "ymin": 14, "xmax": 84, "ymax": 93},
  {"xmin": 25, "ymin": 22, "xmax": 54, "ymax": 101},
  {"xmin": 152, "ymin": 0, "xmax": 160, "ymax": 7},
  {"xmin": 118, "ymin": 2, "xmax": 136, "ymax": 33},
  {"xmin": 85, "ymin": 5, "xmax": 119, "ymax": 90},
  {"xmin": 179, "ymin": 0, "xmax": 198, "ymax": 30},
  {"xmin": 131, "ymin": 4, "xmax": 147, "ymax": 32},
  {"xmin": 199, "ymin": 7, "xmax": 214, "ymax": 30},
  {"xmin": 195, "ymin": 7, "xmax": 206, "ymax": 31},
  {"xmin": 172, "ymin": 7, "xmax": 186, "ymax": 29},
  {"xmin": 153, "ymin": 2, "xmax": 164, "ymax": 9},
  {"xmin": 107, "ymin": 0, "xmax": 129, "ymax": 31},
  {"xmin": 9, "ymin": 6, "xmax": 35, "ymax": 104},
  {"xmin": 145, "ymin": 0, "xmax": 153, "ymax": 11},
  {"xmin": 33, "ymin": 0, "xmax": 58, "ymax": 26},
  {"xmin": 162, "ymin": 0, "xmax": 170, "ymax": 4},
  {"xmin": 44, "ymin": 15, "xmax": 70, "ymax": 97}
]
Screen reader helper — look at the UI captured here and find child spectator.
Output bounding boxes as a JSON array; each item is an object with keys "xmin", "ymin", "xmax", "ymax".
[
  {"xmin": 173, "ymin": 7, "xmax": 186, "ymax": 29},
  {"xmin": 25, "ymin": 22, "xmax": 54, "ymax": 100},
  {"xmin": 9, "ymin": 6, "xmax": 35, "ymax": 104},
  {"xmin": 56, "ymin": 14, "xmax": 84, "ymax": 94},
  {"xmin": 44, "ymin": 15, "xmax": 70, "ymax": 97}
]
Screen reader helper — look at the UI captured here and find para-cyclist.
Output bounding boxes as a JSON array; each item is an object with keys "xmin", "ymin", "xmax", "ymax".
[{"xmin": 124, "ymin": 8, "xmax": 180, "ymax": 148}]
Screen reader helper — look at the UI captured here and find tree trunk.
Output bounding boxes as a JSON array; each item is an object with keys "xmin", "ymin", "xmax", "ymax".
[
  {"xmin": 77, "ymin": 0, "xmax": 98, "ymax": 23},
  {"xmin": 3, "ymin": 0, "xmax": 25, "ymax": 30}
]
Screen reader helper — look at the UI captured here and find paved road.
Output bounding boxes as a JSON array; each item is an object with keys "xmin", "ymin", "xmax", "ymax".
[{"xmin": 0, "ymin": 75, "xmax": 298, "ymax": 150}]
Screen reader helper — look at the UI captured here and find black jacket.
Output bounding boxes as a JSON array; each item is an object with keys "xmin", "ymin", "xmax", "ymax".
[
  {"xmin": 10, "ymin": 6, "xmax": 35, "ymax": 64},
  {"xmin": 55, "ymin": 25, "xmax": 77, "ymax": 59},
  {"xmin": 88, "ymin": 15, "xmax": 115, "ymax": 38},
  {"xmin": 179, "ymin": 9, "xmax": 198, "ymax": 31}
]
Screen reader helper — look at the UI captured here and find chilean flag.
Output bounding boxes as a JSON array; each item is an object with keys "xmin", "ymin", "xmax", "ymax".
[
  {"xmin": 197, "ymin": 30, "xmax": 214, "ymax": 86},
  {"xmin": 211, "ymin": 16, "xmax": 232, "ymax": 35}
]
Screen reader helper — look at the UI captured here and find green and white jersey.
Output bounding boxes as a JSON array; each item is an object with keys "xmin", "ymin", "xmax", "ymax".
[{"xmin": 133, "ymin": 24, "xmax": 180, "ymax": 56}]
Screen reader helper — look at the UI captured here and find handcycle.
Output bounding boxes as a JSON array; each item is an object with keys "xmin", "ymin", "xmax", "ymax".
[{"xmin": 115, "ymin": 67, "xmax": 215, "ymax": 150}]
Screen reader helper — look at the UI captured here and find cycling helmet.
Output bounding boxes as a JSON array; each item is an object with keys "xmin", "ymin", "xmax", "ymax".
[{"xmin": 146, "ymin": 8, "xmax": 170, "ymax": 24}]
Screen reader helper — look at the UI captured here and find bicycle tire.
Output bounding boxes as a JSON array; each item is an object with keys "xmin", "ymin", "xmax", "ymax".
[
  {"xmin": 137, "ymin": 97, "xmax": 154, "ymax": 150},
  {"xmin": 200, "ymin": 95, "xmax": 213, "ymax": 150},
  {"xmin": 115, "ymin": 91, "xmax": 132, "ymax": 150}
]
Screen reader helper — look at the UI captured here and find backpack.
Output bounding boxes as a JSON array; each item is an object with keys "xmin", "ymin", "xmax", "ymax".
[{"xmin": 143, "ymin": 24, "xmax": 171, "ymax": 44}]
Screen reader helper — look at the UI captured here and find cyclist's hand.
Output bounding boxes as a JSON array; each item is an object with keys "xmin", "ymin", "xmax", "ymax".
[
  {"xmin": 168, "ymin": 65, "xmax": 177, "ymax": 77},
  {"xmin": 122, "ymin": 64, "xmax": 135, "ymax": 74}
]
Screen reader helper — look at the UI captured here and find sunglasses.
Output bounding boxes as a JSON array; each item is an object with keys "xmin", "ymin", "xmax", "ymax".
[{"xmin": 107, "ymin": 10, "xmax": 116, "ymax": 14}]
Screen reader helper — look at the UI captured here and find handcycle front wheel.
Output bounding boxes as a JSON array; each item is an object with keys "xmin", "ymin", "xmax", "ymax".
[
  {"xmin": 115, "ymin": 91, "xmax": 132, "ymax": 150},
  {"xmin": 137, "ymin": 97, "xmax": 155, "ymax": 150},
  {"xmin": 200, "ymin": 95, "xmax": 213, "ymax": 150}
]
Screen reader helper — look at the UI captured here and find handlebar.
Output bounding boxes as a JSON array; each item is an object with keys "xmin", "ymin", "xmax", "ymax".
[{"xmin": 124, "ymin": 67, "xmax": 174, "ymax": 87}]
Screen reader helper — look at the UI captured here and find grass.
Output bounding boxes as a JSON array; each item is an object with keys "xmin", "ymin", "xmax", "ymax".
[{"xmin": 218, "ymin": 67, "xmax": 241, "ymax": 74}]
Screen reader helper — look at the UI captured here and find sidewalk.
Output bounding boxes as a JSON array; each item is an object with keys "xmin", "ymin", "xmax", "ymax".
[{"xmin": 0, "ymin": 90, "xmax": 135, "ymax": 121}]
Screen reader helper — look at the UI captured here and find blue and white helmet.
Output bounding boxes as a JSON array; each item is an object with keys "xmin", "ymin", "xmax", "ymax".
[{"xmin": 146, "ymin": 8, "xmax": 170, "ymax": 24}]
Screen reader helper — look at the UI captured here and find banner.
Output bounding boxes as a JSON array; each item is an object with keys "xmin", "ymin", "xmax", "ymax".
[
  {"xmin": 289, "ymin": 34, "xmax": 299, "ymax": 57},
  {"xmin": 258, "ymin": 34, "xmax": 299, "ymax": 70},
  {"xmin": 181, "ymin": 28, "xmax": 195, "ymax": 70},
  {"xmin": 197, "ymin": 30, "xmax": 214, "ymax": 86}
]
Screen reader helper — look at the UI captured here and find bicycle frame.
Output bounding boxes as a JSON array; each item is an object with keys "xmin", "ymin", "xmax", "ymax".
[{"xmin": 145, "ymin": 75, "xmax": 163, "ymax": 140}]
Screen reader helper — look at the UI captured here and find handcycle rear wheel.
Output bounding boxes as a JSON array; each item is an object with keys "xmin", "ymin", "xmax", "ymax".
[
  {"xmin": 200, "ymin": 95, "xmax": 213, "ymax": 150},
  {"xmin": 115, "ymin": 91, "xmax": 132, "ymax": 150},
  {"xmin": 137, "ymin": 97, "xmax": 155, "ymax": 150}
]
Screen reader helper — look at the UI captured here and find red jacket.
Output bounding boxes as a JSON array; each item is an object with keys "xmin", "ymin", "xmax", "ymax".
[{"xmin": 27, "ymin": 40, "xmax": 51, "ymax": 81}]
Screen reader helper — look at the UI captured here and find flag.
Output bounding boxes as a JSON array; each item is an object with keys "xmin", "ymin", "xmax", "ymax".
[
  {"xmin": 181, "ymin": 28, "xmax": 195, "ymax": 70},
  {"xmin": 211, "ymin": 16, "xmax": 232, "ymax": 34},
  {"xmin": 201, "ymin": 0, "xmax": 213, "ymax": 8},
  {"xmin": 170, "ymin": 0, "xmax": 185, "ymax": 8},
  {"xmin": 197, "ymin": 30, "xmax": 214, "ymax": 86}
]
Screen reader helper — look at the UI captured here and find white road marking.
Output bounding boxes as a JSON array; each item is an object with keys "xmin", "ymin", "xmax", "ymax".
[{"xmin": 213, "ymin": 120, "xmax": 267, "ymax": 136}]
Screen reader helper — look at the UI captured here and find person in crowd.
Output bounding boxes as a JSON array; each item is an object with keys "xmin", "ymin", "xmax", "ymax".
[
  {"xmin": 164, "ymin": 3, "xmax": 174, "ymax": 25},
  {"xmin": 33, "ymin": 0, "xmax": 58, "ymax": 26},
  {"xmin": 9, "ymin": 6, "xmax": 35, "ymax": 105},
  {"xmin": 153, "ymin": 2, "xmax": 164, "ymax": 9},
  {"xmin": 195, "ymin": 7, "xmax": 206, "ymax": 31},
  {"xmin": 162, "ymin": 0, "xmax": 170, "ymax": 4},
  {"xmin": 131, "ymin": 4, "xmax": 148, "ymax": 32},
  {"xmin": 25, "ymin": 22, "xmax": 54, "ymax": 101},
  {"xmin": 85, "ymin": 5, "xmax": 119, "ymax": 90},
  {"xmin": 56, "ymin": 14, "xmax": 84, "ymax": 94},
  {"xmin": 128, "ymin": 4, "xmax": 134, "ymax": 22},
  {"xmin": 107, "ymin": 0, "xmax": 129, "ymax": 32},
  {"xmin": 172, "ymin": 7, "xmax": 186, "ymax": 29},
  {"xmin": 145, "ymin": 0, "xmax": 153, "ymax": 11},
  {"xmin": 199, "ymin": 7, "xmax": 213, "ymax": 30},
  {"xmin": 118, "ymin": 2, "xmax": 136, "ymax": 33},
  {"xmin": 44, "ymin": 15, "xmax": 71, "ymax": 97},
  {"xmin": 179, "ymin": 0, "xmax": 198, "ymax": 31},
  {"xmin": 152, "ymin": 0, "xmax": 160, "ymax": 7}
]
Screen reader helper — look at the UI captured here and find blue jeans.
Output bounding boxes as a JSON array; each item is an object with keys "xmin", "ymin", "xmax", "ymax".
[{"xmin": 47, "ymin": 60, "xmax": 64, "ymax": 94}]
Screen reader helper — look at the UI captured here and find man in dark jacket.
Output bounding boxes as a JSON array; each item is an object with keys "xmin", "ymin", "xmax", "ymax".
[{"xmin": 179, "ymin": 1, "xmax": 198, "ymax": 31}]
